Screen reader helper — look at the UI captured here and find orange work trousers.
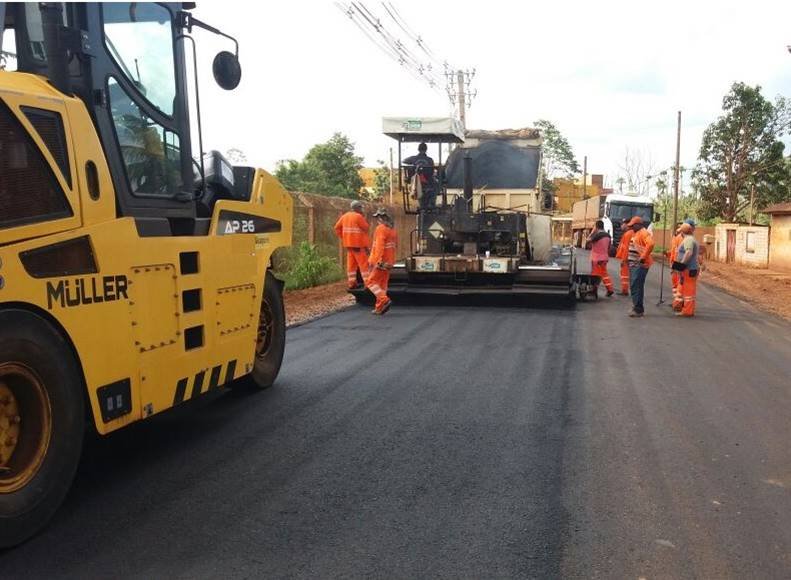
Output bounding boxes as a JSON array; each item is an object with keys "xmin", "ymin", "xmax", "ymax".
[
  {"xmin": 671, "ymin": 270, "xmax": 680, "ymax": 300},
  {"xmin": 677, "ymin": 270, "xmax": 698, "ymax": 317},
  {"xmin": 366, "ymin": 267, "xmax": 391, "ymax": 311},
  {"xmin": 619, "ymin": 261, "xmax": 630, "ymax": 294},
  {"xmin": 346, "ymin": 248, "xmax": 370, "ymax": 288},
  {"xmin": 591, "ymin": 260, "xmax": 614, "ymax": 293}
]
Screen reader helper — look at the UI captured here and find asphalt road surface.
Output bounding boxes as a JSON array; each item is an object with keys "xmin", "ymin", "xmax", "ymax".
[{"xmin": 3, "ymin": 260, "xmax": 791, "ymax": 579}]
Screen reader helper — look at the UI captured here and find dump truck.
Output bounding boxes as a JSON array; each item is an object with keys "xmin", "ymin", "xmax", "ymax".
[
  {"xmin": 571, "ymin": 193, "xmax": 655, "ymax": 252},
  {"xmin": 0, "ymin": 2, "xmax": 292, "ymax": 546},
  {"xmin": 351, "ymin": 119, "xmax": 573, "ymax": 298}
]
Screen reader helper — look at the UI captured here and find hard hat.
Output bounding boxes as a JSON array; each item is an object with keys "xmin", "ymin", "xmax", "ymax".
[
  {"xmin": 626, "ymin": 216, "xmax": 643, "ymax": 227},
  {"xmin": 350, "ymin": 200, "xmax": 363, "ymax": 210},
  {"xmin": 684, "ymin": 218, "xmax": 697, "ymax": 228},
  {"xmin": 373, "ymin": 207, "xmax": 391, "ymax": 219}
]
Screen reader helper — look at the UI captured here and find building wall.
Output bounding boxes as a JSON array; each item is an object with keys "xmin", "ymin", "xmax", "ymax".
[
  {"xmin": 769, "ymin": 214, "xmax": 791, "ymax": 270},
  {"xmin": 553, "ymin": 175, "xmax": 604, "ymax": 213},
  {"xmin": 714, "ymin": 223, "xmax": 769, "ymax": 267}
]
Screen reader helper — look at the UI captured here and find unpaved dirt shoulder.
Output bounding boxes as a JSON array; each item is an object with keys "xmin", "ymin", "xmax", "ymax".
[{"xmin": 284, "ymin": 281, "xmax": 357, "ymax": 328}]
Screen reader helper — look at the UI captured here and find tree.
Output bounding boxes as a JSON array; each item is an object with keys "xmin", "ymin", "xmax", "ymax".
[
  {"xmin": 534, "ymin": 119, "xmax": 579, "ymax": 180},
  {"xmin": 275, "ymin": 133, "xmax": 364, "ymax": 198},
  {"xmin": 372, "ymin": 159, "xmax": 391, "ymax": 200},
  {"xmin": 692, "ymin": 82, "xmax": 791, "ymax": 222},
  {"xmin": 616, "ymin": 147, "xmax": 656, "ymax": 196},
  {"xmin": 534, "ymin": 120, "xmax": 579, "ymax": 210}
]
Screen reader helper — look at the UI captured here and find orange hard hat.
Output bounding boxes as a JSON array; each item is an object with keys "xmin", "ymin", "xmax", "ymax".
[{"xmin": 626, "ymin": 216, "xmax": 644, "ymax": 227}]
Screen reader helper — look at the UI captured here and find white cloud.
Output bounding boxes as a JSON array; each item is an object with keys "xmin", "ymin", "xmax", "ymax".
[{"xmin": 191, "ymin": 0, "xmax": 791, "ymax": 191}]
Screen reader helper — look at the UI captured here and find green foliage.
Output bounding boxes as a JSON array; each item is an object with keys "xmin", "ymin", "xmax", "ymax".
[
  {"xmin": 372, "ymin": 159, "xmax": 391, "ymax": 199},
  {"xmin": 281, "ymin": 242, "xmax": 342, "ymax": 290},
  {"xmin": 275, "ymin": 133, "xmax": 364, "ymax": 198},
  {"xmin": 534, "ymin": 119, "xmax": 580, "ymax": 180},
  {"xmin": 692, "ymin": 82, "xmax": 791, "ymax": 222}
]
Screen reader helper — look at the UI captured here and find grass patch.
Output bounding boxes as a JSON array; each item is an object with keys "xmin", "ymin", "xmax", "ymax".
[{"xmin": 279, "ymin": 241, "xmax": 343, "ymax": 290}]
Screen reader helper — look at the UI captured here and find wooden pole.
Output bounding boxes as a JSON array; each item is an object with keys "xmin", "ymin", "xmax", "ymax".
[{"xmin": 582, "ymin": 155, "xmax": 588, "ymax": 199}]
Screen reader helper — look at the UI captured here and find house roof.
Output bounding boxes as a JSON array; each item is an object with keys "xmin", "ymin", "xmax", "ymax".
[{"xmin": 763, "ymin": 202, "xmax": 791, "ymax": 215}]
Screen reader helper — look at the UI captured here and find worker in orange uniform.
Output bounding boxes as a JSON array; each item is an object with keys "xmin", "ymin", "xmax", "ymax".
[
  {"xmin": 626, "ymin": 216, "xmax": 654, "ymax": 318},
  {"xmin": 366, "ymin": 208, "xmax": 398, "ymax": 315},
  {"xmin": 334, "ymin": 200, "xmax": 371, "ymax": 289},
  {"xmin": 615, "ymin": 219, "xmax": 634, "ymax": 295},
  {"xmin": 587, "ymin": 220, "xmax": 614, "ymax": 296},
  {"xmin": 672, "ymin": 221, "xmax": 700, "ymax": 317},
  {"xmin": 667, "ymin": 223, "xmax": 684, "ymax": 304}
]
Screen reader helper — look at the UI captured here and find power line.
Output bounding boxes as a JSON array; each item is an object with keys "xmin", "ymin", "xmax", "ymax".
[{"xmin": 336, "ymin": 1, "xmax": 476, "ymax": 118}]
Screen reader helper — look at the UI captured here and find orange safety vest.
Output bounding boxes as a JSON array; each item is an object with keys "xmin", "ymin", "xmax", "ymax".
[
  {"xmin": 668, "ymin": 233, "xmax": 683, "ymax": 262},
  {"xmin": 628, "ymin": 228, "xmax": 655, "ymax": 267},
  {"xmin": 334, "ymin": 211, "xmax": 370, "ymax": 248},
  {"xmin": 616, "ymin": 229, "xmax": 634, "ymax": 261},
  {"xmin": 369, "ymin": 223, "xmax": 397, "ymax": 267}
]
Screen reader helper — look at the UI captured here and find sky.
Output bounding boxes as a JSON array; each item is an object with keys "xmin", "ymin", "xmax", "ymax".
[{"xmin": 191, "ymin": 0, "xmax": 791, "ymax": 195}]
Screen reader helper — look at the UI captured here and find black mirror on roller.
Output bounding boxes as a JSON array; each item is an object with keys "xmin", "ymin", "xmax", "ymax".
[{"xmin": 212, "ymin": 51, "xmax": 242, "ymax": 90}]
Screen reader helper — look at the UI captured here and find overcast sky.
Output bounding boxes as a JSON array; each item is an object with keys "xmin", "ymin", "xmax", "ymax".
[{"xmin": 192, "ymin": 0, "xmax": 791, "ymax": 194}]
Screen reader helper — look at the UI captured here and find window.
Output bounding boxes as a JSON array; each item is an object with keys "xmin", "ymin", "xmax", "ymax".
[
  {"xmin": 108, "ymin": 77, "xmax": 182, "ymax": 197},
  {"xmin": 0, "ymin": 102, "xmax": 72, "ymax": 229},
  {"xmin": 609, "ymin": 203, "xmax": 654, "ymax": 223},
  {"xmin": 745, "ymin": 231, "xmax": 756, "ymax": 254},
  {"xmin": 1, "ymin": 29, "xmax": 18, "ymax": 71},
  {"xmin": 103, "ymin": 2, "xmax": 176, "ymax": 116}
]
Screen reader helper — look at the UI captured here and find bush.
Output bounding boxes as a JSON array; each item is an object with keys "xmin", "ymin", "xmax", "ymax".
[{"xmin": 282, "ymin": 242, "xmax": 343, "ymax": 290}]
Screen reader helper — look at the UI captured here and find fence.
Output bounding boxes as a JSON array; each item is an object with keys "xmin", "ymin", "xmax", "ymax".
[{"xmin": 273, "ymin": 192, "xmax": 416, "ymax": 281}]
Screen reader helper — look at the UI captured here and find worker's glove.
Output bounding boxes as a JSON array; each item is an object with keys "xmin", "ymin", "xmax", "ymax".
[{"xmin": 377, "ymin": 262, "xmax": 391, "ymax": 270}]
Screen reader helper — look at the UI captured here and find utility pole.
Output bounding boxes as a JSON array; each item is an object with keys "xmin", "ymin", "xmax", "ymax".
[
  {"xmin": 672, "ymin": 111, "xmax": 681, "ymax": 228},
  {"xmin": 749, "ymin": 182, "xmax": 755, "ymax": 225},
  {"xmin": 389, "ymin": 147, "xmax": 394, "ymax": 205},
  {"xmin": 582, "ymin": 155, "xmax": 588, "ymax": 199},
  {"xmin": 456, "ymin": 69, "xmax": 466, "ymax": 130}
]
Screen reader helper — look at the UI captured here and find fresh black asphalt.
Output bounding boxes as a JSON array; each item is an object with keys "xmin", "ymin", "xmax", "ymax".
[{"xmin": 3, "ymin": 260, "xmax": 791, "ymax": 579}]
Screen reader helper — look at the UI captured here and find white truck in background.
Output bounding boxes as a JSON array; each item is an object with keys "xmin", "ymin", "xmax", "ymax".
[{"xmin": 572, "ymin": 193, "xmax": 655, "ymax": 252}]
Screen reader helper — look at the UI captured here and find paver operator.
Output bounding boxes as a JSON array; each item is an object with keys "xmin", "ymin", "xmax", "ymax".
[
  {"xmin": 366, "ymin": 208, "xmax": 398, "ymax": 315},
  {"xmin": 335, "ymin": 200, "xmax": 371, "ymax": 289},
  {"xmin": 626, "ymin": 216, "xmax": 655, "ymax": 318},
  {"xmin": 403, "ymin": 142, "xmax": 437, "ymax": 210}
]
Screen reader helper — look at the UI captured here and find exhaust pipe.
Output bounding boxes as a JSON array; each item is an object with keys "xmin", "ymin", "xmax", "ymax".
[{"xmin": 463, "ymin": 154, "xmax": 473, "ymax": 209}]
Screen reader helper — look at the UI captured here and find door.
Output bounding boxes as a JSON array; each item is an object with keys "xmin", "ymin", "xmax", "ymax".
[{"xmin": 726, "ymin": 229, "xmax": 736, "ymax": 263}]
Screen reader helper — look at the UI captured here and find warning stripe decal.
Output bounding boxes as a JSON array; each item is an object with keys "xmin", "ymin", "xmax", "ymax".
[{"xmin": 172, "ymin": 359, "xmax": 238, "ymax": 407}]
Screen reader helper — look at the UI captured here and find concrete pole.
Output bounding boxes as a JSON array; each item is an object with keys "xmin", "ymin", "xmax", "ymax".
[
  {"xmin": 389, "ymin": 147, "xmax": 394, "ymax": 205},
  {"xmin": 456, "ymin": 70, "xmax": 466, "ymax": 130},
  {"xmin": 673, "ymin": 111, "xmax": 681, "ymax": 229}
]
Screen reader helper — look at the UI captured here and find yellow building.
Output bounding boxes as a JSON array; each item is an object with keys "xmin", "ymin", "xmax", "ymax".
[{"xmin": 553, "ymin": 174, "xmax": 606, "ymax": 213}]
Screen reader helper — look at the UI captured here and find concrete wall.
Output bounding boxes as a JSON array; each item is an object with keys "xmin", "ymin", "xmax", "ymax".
[
  {"xmin": 769, "ymin": 214, "xmax": 791, "ymax": 271},
  {"xmin": 651, "ymin": 227, "xmax": 715, "ymax": 248},
  {"xmin": 713, "ymin": 223, "xmax": 769, "ymax": 267}
]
